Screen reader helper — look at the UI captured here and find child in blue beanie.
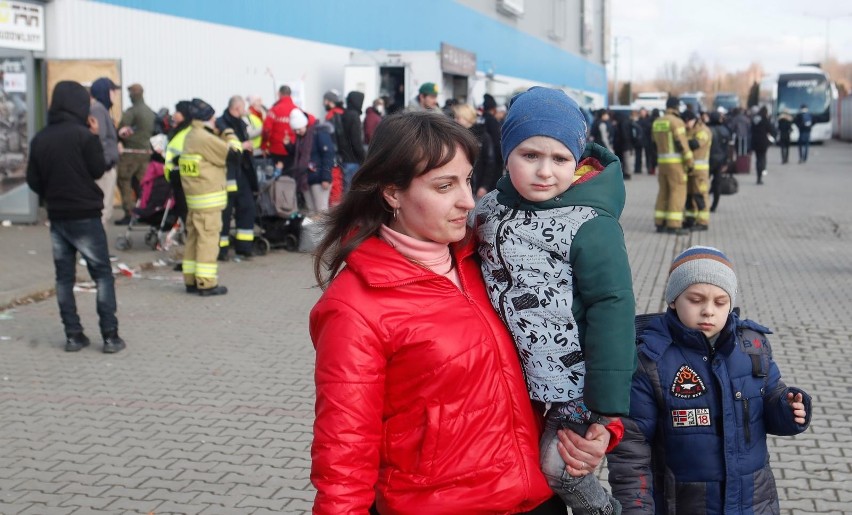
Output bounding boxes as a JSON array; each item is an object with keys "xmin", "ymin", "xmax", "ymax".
[
  {"xmin": 473, "ymin": 87, "xmax": 636, "ymax": 514},
  {"xmin": 607, "ymin": 246, "xmax": 810, "ymax": 514}
]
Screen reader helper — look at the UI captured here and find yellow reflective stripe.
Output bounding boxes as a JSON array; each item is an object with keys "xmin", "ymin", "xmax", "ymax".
[
  {"xmin": 219, "ymin": 236, "xmax": 230, "ymax": 247},
  {"xmin": 675, "ymin": 127, "xmax": 686, "ymax": 135},
  {"xmin": 186, "ymin": 191, "xmax": 228, "ymax": 210},
  {"xmin": 658, "ymin": 157, "xmax": 682, "ymax": 164},
  {"xmin": 195, "ymin": 262, "xmax": 218, "ymax": 279},
  {"xmin": 667, "ymin": 212, "xmax": 684, "ymax": 221},
  {"xmin": 683, "ymin": 150, "xmax": 694, "ymax": 160},
  {"xmin": 694, "ymin": 164, "xmax": 710, "ymax": 171},
  {"xmin": 694, "ymin": 159, "xmax": 709, "ymax": 165},
  {"xmin": 697, "ymin": 211, "xmax": 710, "ymax": 221},
  {"xmin": 227, "ymin": 138, "xmax": 242, "ymax": 152},
  {"xmin": 685, "ymin": 209, "xmax": 698, "ymax": 217},
  {"xmin": 182, "ymin": 260, "xmax": 197, "ymax": 274},
  {"xmin": 654, "ymin": 210, "xmax": 667, "ymax": 219},
  {"xmin": 235, "ymin": 229, "xmax": 254, "ymax": 241},
  {"xmin": 226, "ymin": 180, "xmax": 238, "ymax": 192}
]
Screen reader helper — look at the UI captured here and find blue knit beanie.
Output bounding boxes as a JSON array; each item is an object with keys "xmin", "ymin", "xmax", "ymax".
[
  {"xmin": 501, "ymin": 87, "xmax": 587, "ymax": 164},
  {"xmin": 665, "ymin": 246, "xmax": 738, "ymax": 308}
]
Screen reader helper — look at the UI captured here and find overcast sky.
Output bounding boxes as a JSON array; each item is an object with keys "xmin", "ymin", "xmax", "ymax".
[{"xmin": 608, "ymin": 0, "xmax": 852, "ymax": 83}]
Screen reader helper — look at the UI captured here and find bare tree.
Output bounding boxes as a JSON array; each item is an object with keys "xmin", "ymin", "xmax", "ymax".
[
  {"xmin": 681, "ymin": 52, "xmax": 710, "ymax": 93},
  {"xmin": 654, "ymin": 61, "xmax": 680, "ymax": 92}
]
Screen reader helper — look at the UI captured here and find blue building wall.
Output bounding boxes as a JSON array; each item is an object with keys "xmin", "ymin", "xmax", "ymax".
[{"xmin": 91, "ymin": 0, "xmax": 606, "ymax": 97}]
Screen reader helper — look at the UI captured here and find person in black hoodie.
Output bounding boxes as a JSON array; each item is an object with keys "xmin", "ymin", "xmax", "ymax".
[
  {"xmin": 26, "ymin": 81, "xmax": 127, "ymax": 354},
  {"xmin": 751, "ymin": 105, "xmax": 776, "ymax": 185},
  {"xmin": 338, "ymin": 91, "xmax": 366, "ymax": 193}
]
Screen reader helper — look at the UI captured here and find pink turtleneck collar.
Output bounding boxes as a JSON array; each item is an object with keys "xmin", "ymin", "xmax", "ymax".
[{"xmin": 379, "ymin": 225, "xmax": 461, "ymax": 289}]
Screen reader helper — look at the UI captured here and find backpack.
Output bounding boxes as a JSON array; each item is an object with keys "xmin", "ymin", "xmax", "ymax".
[{"xmin": 708, "ymin": 125, "xmax": 731, "ymax": 169}]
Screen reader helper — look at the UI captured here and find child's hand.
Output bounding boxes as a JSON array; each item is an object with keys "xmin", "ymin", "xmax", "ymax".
[{"xmin": 786, "ymin": 392, "xmax": 807, "ymax": 425}]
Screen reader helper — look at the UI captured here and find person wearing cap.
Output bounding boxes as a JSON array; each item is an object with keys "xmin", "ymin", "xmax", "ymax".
[
  {"xmin": 682, "ymin": 109, "xmax": 712, "ymax": 230},
  {"xmin": 407, "ymin": 82, "xmax": 439, "ymax": 112},
  {"xmin": 607, "ymin": 246, "xmax": 812, "ymax": 515},
  {"xmin": 89, "ymin": 77, "xmax": 121, "ymax": 230},
  {"xmin": 178, "ymin": 98, "xmax": 242, "ymax": 296},
  {"xmin": 114, "ymin": 83, "xmax": 156, "ymax": 225},
  {"xmin": 651, "ymin": 97, "xmax": 694, "ymax": 235},
  {"xmin": 473, "ymin": 86, "xmax": 636, "ymax": 515},
  {"xmin": 286, "ymin": 108, "xmax": 335, "ymax": 214},
  {"xmin": 26, "ymin": 81, "xmax": 127, "ymax": 353},
  {"xmin": 163, "ymin": 100, "xmax": 193, "ymax": 226}
]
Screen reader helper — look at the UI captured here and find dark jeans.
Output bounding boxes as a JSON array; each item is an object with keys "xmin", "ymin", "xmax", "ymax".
[
  {"xmin": 709, "ymin": 163, "xmax": 723, "ymax": 212},
  {"xmin": 634, "ymin": 143, "xmax": 645, "ymax": 173},
  {"xmin": 50, "ymin": 218, "xmax": 118, "ymax": 336},
  {"xmin": 342, "ymin": 162, "xmax": 360, "ymax": 193},
  {"xmin": 798, "ymin": 132, "xmax": 811, "ymax": 162}
]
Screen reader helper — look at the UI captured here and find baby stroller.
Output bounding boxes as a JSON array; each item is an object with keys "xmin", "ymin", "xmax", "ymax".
[
  {"xmin": 255, "ymin": 170, "xmax": 304, "ymax": 253},
  {"xmin": 115, "ymin": 160, "xmax": 183, "ymax": 253}
]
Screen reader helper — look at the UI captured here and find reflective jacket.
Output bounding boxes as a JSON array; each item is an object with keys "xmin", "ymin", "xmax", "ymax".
[
  {"xmin": 688, "ymin": 121, "xmax": 713, "ymax": 173},
  {"xmin": 652, "ymin": 109, "xmax": 693, "ymax": 169},
  {"xmin": 607, "ymin": 311, "xmax": 812, "ymax": 515},
  {"xmin": 310, "ymin": 234, "xmax": 554, "ymax": 515},
  {"xmin": 178, "ymin": 121, "xmax": 238, "ymax": 211}
]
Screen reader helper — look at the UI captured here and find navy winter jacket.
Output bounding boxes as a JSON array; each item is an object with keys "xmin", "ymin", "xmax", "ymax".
[{"xmin": 607, "ymin": 310, "xmax": 811, "ymax": 514}]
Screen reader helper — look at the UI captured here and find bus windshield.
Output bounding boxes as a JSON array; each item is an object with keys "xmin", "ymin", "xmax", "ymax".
[{"xmin": 777, "ymin": 74, "xmax": 830, "ymax": 116}]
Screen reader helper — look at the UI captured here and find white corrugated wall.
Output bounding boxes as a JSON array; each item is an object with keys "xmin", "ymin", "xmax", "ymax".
[{"xmin": 45, "ymin": 0, "xmax": 353, "ymax": 115}]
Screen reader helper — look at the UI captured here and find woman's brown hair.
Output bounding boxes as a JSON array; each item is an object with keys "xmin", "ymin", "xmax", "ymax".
[{"xmin": 312, "ymin": 110, "xmax": 480, "ymax": 289}]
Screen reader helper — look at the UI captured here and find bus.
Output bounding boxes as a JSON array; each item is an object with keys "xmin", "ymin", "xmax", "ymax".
[{"xmin": 759, "ymin": 65, "xmax": 838, "ymax": 143}]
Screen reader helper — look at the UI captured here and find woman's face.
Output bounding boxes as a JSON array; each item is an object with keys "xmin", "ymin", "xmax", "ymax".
[{"xmin": 383, "ymin": 146, "xmax": 475, "ymax": 244}]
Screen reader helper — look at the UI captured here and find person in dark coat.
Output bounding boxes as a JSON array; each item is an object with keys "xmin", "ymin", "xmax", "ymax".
[
  {"xmin": 363, "ymin": 98, "xmax": 384, "ymax": 146},
  {"xmin": 634, "ymin": 108, "xmax": 651, "ymax": 174},
  {"xmin": 707, "ymin": 112, "xmax": 733, "ymax": 212},
  {"xmin": 482, "ymin": 93, "xmax": 503, "ymax": 171},
  {"xmin": 26, "ymin": 81, "xmax": 126, "ymax": 354},
  {"xmin": 338, "ymin": 91, "xmax": 366, "ymax": 192},
  {"xmin": 776, "ymin": 109, "xmax": 794, "ymax": 164},
  {"xmin": 751, "ymin": 105, "xmax": 776, "ymax": 185}
]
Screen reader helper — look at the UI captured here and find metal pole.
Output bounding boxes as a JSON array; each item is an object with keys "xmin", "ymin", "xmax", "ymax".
[{"xmin": 612, "ymin": 37, "xmax": 619, "ymax": 105}]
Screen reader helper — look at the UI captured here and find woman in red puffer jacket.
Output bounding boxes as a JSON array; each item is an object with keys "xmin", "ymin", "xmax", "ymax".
[{"xmin": 309, "ymin": 111, "xmax": 612, "ymax": 515}]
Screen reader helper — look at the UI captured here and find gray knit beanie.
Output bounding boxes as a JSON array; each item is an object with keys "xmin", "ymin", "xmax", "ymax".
[{"xmin": 665, "ymin": 246, "xmax": 737, "ymax": 308}]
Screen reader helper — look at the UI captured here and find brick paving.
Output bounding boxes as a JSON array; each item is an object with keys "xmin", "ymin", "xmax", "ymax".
[{"xmin": 1, "ymin": 141, "xmax": 851, "ymax": 514}]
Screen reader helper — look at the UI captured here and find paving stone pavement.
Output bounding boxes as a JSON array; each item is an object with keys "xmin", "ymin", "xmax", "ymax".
[{"xmin": 1, "ymin": 142, "xmax": 851, "ymax": 514}]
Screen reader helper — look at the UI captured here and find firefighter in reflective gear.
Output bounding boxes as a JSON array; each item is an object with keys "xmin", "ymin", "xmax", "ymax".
[
  {"xmin": 215, "ymin": 96, "xmax": 258, "ymax": 261},
  {"xmin": 683, "ymin": 110, "xmax": 712, "ymax": 231},
  {"xmin": 652, "ymin": 97, "xmax": 694, "ymax": 234},
  {"xmin": 165, "ymin": 100, "xmax": 192, "ymax": 224},
  {"xmin": 178, "ymin": 98, "xmax": 237, "ymax": 296}
]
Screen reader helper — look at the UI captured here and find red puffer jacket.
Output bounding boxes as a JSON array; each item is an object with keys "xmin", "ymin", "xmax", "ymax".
[
  {"xmin": 261, "ymin": 96, "xmax": 297, "ymax": 155},
  {"xmin": 310, "ymin": 235, "xmax": 554, "ymax": 515}
]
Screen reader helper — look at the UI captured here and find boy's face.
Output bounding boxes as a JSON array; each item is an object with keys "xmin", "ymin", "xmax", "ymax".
[
  {"xmin": 670, "ymin": 283, "xmax": 731, "ymax": 339},
  {"xmin": 507, "ymin": 136, "xmax": 576, "ymax": 202}
]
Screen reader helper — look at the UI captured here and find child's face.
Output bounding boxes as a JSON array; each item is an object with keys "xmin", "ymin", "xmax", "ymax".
[
  {"xmin": 670, "ymin": 283, "xmax": 731, "ymax": 339},
  {"xmin": 507, "ymin": 136, "xmax": 577, "ymax": 202}
]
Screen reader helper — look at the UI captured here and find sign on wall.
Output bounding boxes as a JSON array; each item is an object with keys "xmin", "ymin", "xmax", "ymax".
[{"xmin": 0, "ymin": 1, "xmax": 45, "ymax": 52}]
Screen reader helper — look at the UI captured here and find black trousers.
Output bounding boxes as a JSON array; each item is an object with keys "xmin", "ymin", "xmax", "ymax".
[
  {"xmin": 220, "ymin": 170, "xmax": 257, "ymax": 255},
  {"xmin": 709, "ymin": 163, "xmax": 723, "ymax": 212},
  {"xmin": 754, "ymin": 149, "xmax": 768, "ymax": 183},
  {"xmin": 369, "ymin": 495, "xmax": 566, "ymax": 514}
]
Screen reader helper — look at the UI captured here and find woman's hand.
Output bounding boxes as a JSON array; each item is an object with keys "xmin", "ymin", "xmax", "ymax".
[{"xmin": 556, "ymin": 423, "xmax": 611, "ymax": 476}]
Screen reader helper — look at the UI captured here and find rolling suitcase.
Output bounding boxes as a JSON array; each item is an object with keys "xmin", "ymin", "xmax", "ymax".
[{"xmin": 735, "ymin": 153, "xmax": 751, "ymax": 174}]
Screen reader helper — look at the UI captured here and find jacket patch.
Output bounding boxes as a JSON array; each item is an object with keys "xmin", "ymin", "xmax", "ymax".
[
  {"xmin": 671, "ymin": 408, "xmax": 711, "ymax": 427},
  {"xmin": 670, "ymin": 365, "xmax": 706, "ymax": 399}
]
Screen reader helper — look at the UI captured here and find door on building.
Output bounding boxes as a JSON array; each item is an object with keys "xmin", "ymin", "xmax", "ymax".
[
  {"xmin": 0, "ymin": 51, "xmax": 36, "ymax": 222},
  {"xmin": 380, "ymin": 66, "xmax": 407, "ymax": 114}
]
